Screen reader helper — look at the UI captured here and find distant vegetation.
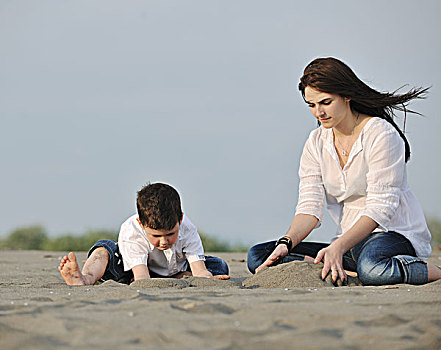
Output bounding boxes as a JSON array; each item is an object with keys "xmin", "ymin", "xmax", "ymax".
[
  {"xmin": 199, "ymin": 231, "xmax": 248, "ymax": 252},
  {"xmin": 4, "ymin": 217, "xmax": 438, "ymax": 253},
  {"xmin": 0, "ymin": 225, "xmax": 247, "ymax": 252}
]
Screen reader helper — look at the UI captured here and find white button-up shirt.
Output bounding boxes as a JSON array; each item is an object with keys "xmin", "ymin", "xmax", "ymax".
[
  {"xmin": 295, "ymin": 117, "xmax": 431, "ymax": 260},
  {"xmin": 118, "ymin": 214, "xmax": 205, "ymax": 276}
]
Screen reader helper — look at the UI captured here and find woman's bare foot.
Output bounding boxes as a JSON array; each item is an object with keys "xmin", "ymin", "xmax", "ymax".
[{"xmin": 59, "ymin": 252, "xmax": 86, "ymax": 285}]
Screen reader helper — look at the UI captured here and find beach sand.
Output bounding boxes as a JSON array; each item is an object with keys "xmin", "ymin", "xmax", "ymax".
[{"xmin": 1, "ymin": 250, "xmax": 441, "ymax": 349}]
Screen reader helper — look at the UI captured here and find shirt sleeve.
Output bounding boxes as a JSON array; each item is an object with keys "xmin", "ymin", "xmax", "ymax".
[
  {"xmin": 295, "ymin": 133, "xmax": 325, "ymax": 226},
  {"xmin": 362, "ymin": 127, "xmax": 405, "ymax": 230},
  {"xmin": 117, "ymin": 218, "xmax": 149, "ymax": 271},
  {"xmin": 180, "ymin": 216, "xmax": 205, "ymax": 264}
]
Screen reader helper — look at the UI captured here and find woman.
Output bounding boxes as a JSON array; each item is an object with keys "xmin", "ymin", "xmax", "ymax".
[{"xmin": 247, "ymin": 57, "xmax": 441, "ymax": 286}]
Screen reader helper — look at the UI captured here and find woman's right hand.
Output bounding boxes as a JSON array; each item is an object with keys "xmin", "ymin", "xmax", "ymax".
[{"xmin": 255, "ymin": 244, "xmax": 289, "ymax": 273}]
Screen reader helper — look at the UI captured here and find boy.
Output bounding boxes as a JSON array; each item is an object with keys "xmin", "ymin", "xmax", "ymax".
[{"xmin": 59, "ymin": 183, "xmax": 229, "ymax": 285}]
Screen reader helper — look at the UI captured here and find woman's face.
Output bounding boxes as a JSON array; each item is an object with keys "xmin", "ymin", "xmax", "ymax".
[{"xmin": 304, "ymin": 86, "xmax": 352, "ymax": 130}]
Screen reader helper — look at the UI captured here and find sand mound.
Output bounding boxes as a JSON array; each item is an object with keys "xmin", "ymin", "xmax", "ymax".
[
  {"xmin": 242, "ymin": 260, "xmax": 361, "ymax": 288},
  {"xmin": 183, "ymin": 276, "xmax": 240, "ymax": 288},
  {"xmin": 130, "ymin": 278, "xmax": 189, "ymax": 289},
  {"xmin": 130, "ymin": 276, "xmax": 240, "ymax": 289}
]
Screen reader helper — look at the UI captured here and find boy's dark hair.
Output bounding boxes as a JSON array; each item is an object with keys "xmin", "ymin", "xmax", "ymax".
[{"xmin": 136, "ymin": 183, "xmax": 183, "ymax": 230}]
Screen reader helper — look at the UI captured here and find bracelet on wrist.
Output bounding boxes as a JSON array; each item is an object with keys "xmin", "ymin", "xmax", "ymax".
[{"xmin": 275, "ymin": 236, "xmax": 292, "ymax": 251}]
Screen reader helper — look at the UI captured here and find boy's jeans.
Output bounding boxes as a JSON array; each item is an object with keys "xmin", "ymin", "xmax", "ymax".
[{"xmin": 247, "ymin": 231, "xmax": 428, "ymax": 285}]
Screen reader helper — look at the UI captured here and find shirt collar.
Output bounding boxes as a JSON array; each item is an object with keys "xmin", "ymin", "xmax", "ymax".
[{"xmin": 321, "ymin": 118, "xmax": 376, "ymax": 168}]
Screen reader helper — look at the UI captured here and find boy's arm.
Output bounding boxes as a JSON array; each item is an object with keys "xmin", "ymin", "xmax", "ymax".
[
  {"xmin": 189, "ymin": 260, "xmax": 229, "ymax": 279},
  {"xmin": 132, "ymin": 264, "xmax": 151, "ymax": 281}
]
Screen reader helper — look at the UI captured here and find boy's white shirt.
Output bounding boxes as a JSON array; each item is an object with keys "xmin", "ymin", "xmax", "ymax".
[{"xmin": 118, "ymin": 214, "xmax": 205, "ymax": 276}]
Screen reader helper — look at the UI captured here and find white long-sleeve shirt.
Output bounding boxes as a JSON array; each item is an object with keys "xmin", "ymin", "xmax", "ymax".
[{"xmin": 295, "ymin": 117, "xmax": 432, "ymax": 260}]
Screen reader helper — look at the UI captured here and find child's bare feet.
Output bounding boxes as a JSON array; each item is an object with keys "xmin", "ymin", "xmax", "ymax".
[{"xmin": 59, "ymin": 252, "xmax": 86, "ymax": 285}]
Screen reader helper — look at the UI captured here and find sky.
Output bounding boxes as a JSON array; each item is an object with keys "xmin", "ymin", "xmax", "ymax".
[{"xmin": 1, "ymin": 0, "xmax": 440, "ymax": 245}]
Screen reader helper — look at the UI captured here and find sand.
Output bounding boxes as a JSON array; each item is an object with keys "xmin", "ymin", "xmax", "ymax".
[
  {"xmin": 243, "ymin": 260, "xmax": 362, "ymax": 288},
  {"xmin": 1, "ymin": 250, "xmax": 441, "ymax": 349}
]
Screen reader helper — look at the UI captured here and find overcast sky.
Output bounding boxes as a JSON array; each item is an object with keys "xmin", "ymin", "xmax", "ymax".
[{"xmin": 1, "ymin": 0, "xmax": 440, "ymax": 245}]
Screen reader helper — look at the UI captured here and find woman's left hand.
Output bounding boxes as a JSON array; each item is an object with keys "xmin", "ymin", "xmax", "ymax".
[{"xmin": 314, "ymin": 244, "xmax": 347, "ymax": 283}]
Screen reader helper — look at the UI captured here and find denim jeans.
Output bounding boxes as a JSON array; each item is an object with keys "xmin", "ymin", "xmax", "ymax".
[
  {"xmin": 247, "ymin": 231, "xmax": 428, "ymax": 285},
  {"xmin": 89, "ymin": 239, "xmax": 229, "ymax": 284}
]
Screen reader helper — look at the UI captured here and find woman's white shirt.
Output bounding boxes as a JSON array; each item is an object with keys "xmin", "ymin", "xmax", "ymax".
[{"xmin": 295, "ymin": 117, "xmax": 431, "ymax": 260}]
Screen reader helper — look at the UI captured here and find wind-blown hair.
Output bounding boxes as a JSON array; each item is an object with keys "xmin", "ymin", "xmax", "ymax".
[{"xmin": 298, "ymin": 57, "xmax": 429, "ymax": 162}]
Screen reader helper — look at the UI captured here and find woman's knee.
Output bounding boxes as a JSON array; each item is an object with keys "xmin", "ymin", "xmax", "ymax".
[
  {"xmin": 356, "ymin": 251, "xmax": 392, "ymax": 285},
  {"xmin": 247, "ymin": 246, "xmax": 259, "ymax": 274},
  {"xmin": 356, "ymin": 255, "xmax": 409, "ymax": 286},
  {"xmin": 357, "ymin": 248, "xmax": 428, "ymax": 285},
  {"xmin": 357, "ymin": 265, "xmax": 391, "ymax": 286}
]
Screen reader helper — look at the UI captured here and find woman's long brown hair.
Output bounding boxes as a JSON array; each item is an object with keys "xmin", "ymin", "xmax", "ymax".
[{"xmin": 298, "ymin": 57, "xmax": 429, "ymax": 162}]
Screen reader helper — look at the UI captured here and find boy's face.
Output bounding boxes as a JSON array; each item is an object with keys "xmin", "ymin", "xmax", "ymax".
[{"xmin": 143, "ymin": 221, "xmax": 180, "ymax": 250}]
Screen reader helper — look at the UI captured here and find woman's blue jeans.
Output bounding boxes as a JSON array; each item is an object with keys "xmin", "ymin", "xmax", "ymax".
[{"xmin": 247, "ymin": 231, "xmax": 428, "ymax": 285}]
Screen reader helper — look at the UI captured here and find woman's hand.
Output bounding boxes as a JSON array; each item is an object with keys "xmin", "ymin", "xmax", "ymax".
[
  {"xmin": 314, "ymin": 243, "xmax": 347, "ymax": 283},
  {"xmin": 255, "ymin": 244, "xmax": 289, "ymax": 273}
]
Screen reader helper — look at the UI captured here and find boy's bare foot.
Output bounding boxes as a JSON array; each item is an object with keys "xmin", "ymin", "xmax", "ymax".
[{"xmin": 59, "ymin": 252, "xmax": 86, "ymax": 285}]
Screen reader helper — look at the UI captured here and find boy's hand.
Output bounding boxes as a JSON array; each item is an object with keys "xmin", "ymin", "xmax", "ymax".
[
  {"xmin": 190, "ymin": 260, "xmax": 230, "ymax": 279},
  {"xmin": 192, "ymin": 269, "xmax": 214, "ymax": 278},
  {"xmin": 132, "ymin": 264, "xmax": 151, "ymax": 281},
  {"xmin": 193, "ymin": 271, "xmax": 230, "ymax": 280}
]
